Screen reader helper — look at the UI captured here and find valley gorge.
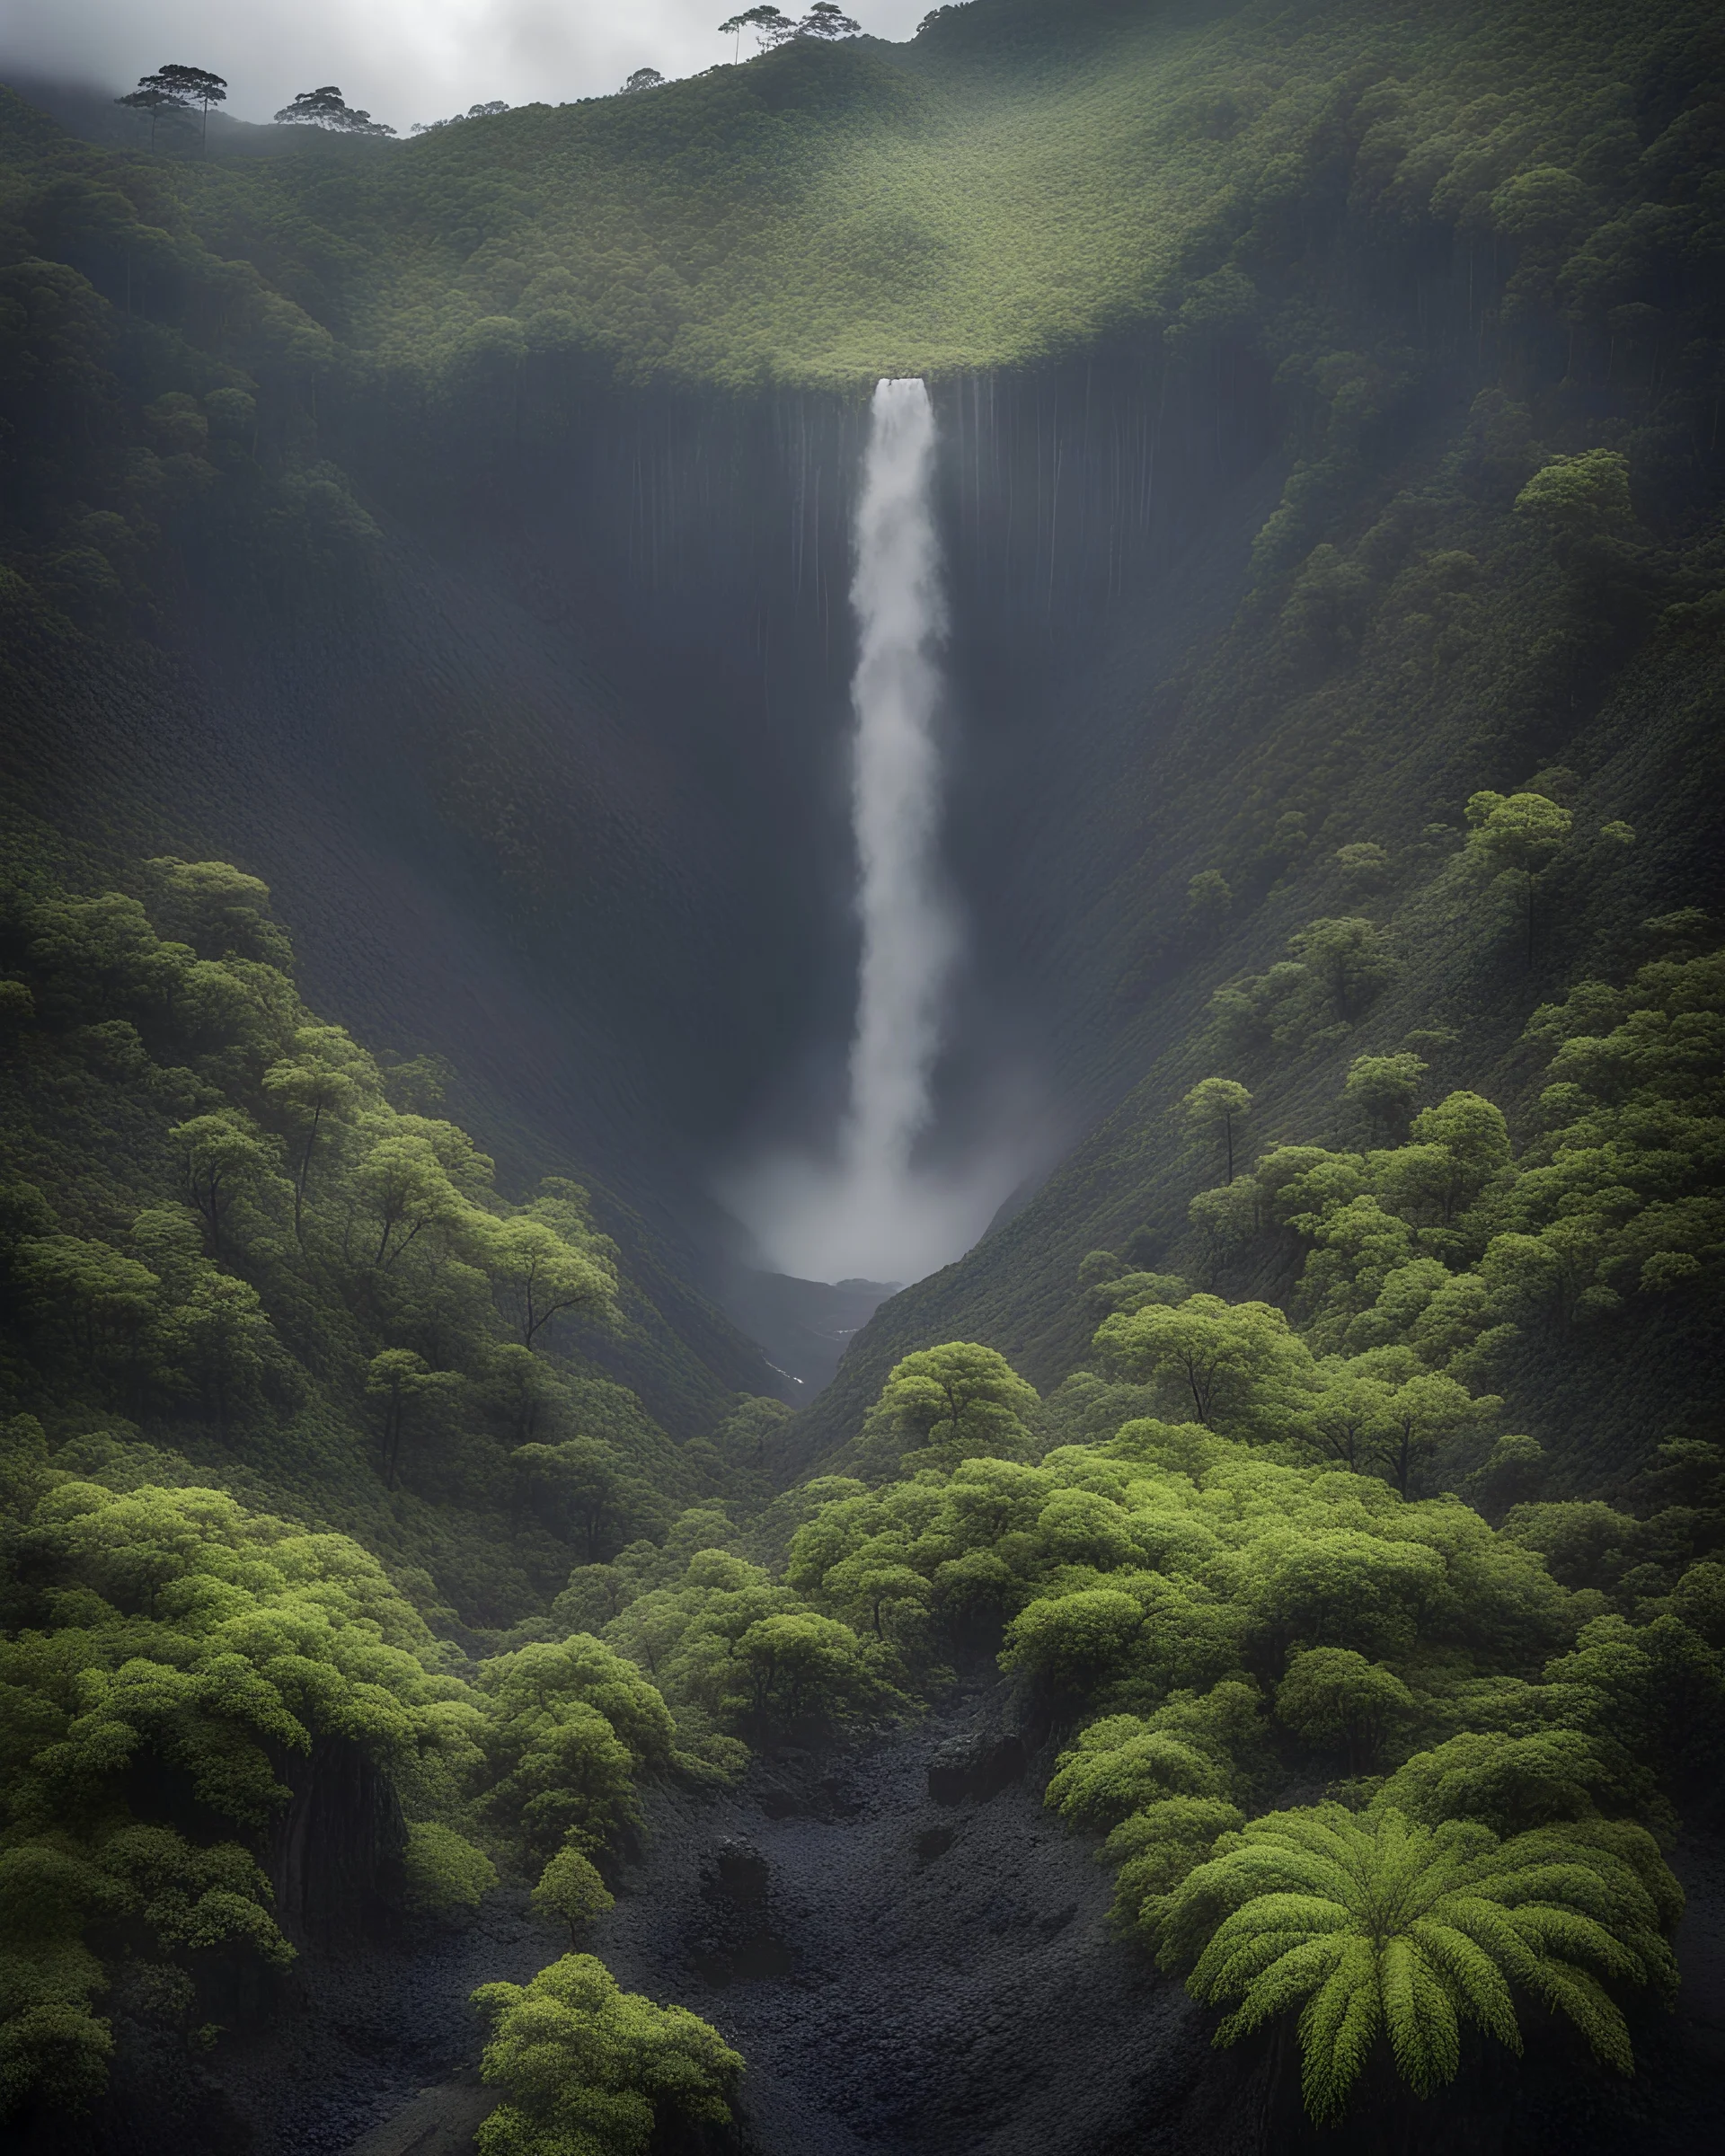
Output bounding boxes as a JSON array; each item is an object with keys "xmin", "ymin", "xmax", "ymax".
[{"xmin": 2, "ymin": 4, "xmax": 1724, "ymax": 2152}]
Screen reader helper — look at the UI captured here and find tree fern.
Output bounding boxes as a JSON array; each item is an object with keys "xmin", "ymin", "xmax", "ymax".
[{"xmin": 1163, "ymin": 1804, "xmax": 1679, "ymax": 2121}]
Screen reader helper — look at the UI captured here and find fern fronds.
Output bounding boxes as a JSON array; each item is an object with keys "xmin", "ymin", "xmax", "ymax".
[{"xmin": 1164, "ymin": 1801, "xmax": 1680, "ymax": 2122}]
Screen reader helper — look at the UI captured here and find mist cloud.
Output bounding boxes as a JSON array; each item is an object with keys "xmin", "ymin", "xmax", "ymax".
[{"xmin": 0, "ymin": 1, "xmax": 932, "ymax": 128}]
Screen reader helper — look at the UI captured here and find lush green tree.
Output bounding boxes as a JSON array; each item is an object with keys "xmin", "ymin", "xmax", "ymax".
[
  {"xmin": 172, "ymin": 1112, "xmax": 284, "ymax": 1254},
  {"xmin": 510, "ymin": 1438, "xmax": 666, "ymax": 1561},
  {"xmin": 148, "ymin": 66, "xmax": 227, "ymax": 146},
  {"xmin": 476, "ymin": 1698, "xmax": 637, "ymax": 1865},
  {"xmin": 1184, "ymin": 870, "xmax": 1234, "ymax": 938},
  {"xmin": 719, "ymin": 7, "xmax": 797, "ymax": 57},
  {"xmin": 358, "ymin": 1130, "xmax": 469, "ymax": 1268},
  {"xmin": 272, "ymin": 86, "xmax": 396, "ymax": 135},
  {"xmin": 402, "ymin": 1822, "xmax": 498, "ymax": 1917},
  {"xmin": 1466, "ymin": 791, "xmax": 1574, "ymax": 964},
  {"xmin": 818, "ymin": 1546, "xmax": 930, "ymax": 1642},
  {"xmin": 530, "ymin": 1846, "xmax": 615, "ymax": 1945},
  {"xmin": 1188, "ymin": 1179, "xmax": 1261, "ymax": 1281},
  {"xmin": 115, "ymin": 83, "xmax": 189, "ymax": 148},
  {"xmin": 481, "ymin": 1637, "xmax": 676, "ymax": 1777},
  {"xmin": 1106, "ymin": 1795, "xmax": 1247, "ymax": 1948},
  {"xmin": 1301, "ymin": 1361, "xmax": 1394, "ymax": 1471},
  {"xmin": 1164, "ymin": 1805, "xmax": 1678, "ymax": 2121},
  {"xmin": 860, "ymin": 1342, "xmax": 1038, "ymax": 1475},
  {"xmin": 261, "ymin": 1027, "xmax": 366, "ymax": 1230},
  {"xmin": 171, "ymin": 1268, "xmax": 274, "ymax": 1439},
  {"xmin": 1275, "ymin": 1648, "xmax": 1412, "ymax": 1772},
  {"xmin": 1287, "ymin": 917, "xmax": 1393, "ymax": 1024},
  {"xmin": 13, "ymin": 1234, "xmax": 158, "ymax": 1381},
  {"xmin": 1374, "ymin": 1091, "xmax": 1512, "ymax": 1226},
  {"xmin": 621, "ymin": 69, "xmax": 667, "ymax": 93},
  {"xmin": 1046, "ymin": 1713, "xmax": 1229, "ymax": 1831},
  {"xmin": 1515, "ymin": 450, "xmax": 1634, "ymax": 538},
  {"xmin": 1002, "ymin": 1588, "xmax": 1144, "ymax": 1696},
  {"xmin": 733, "ymin": 1610, "xmax": 893, "ymax": 1732},
  {"xmin": 367, "ymin": 1348, "xmax": 453, "ymax": 1489},
  {"xmin": 1362, "ymin": 1358, "xmax": 1487, "ymax": 1498},
  {"xmin": 144, "ymin": 859, "xmax": 291, "ymax": 968},
  {"xmin": 1241, "ymin": 1524, "xmax": 1448, "ymax": 1664},
  {"xmin": 1180, "ymin": 1077, "xmax": 1251, "ymax": 1185},
  {"xmin": 472, "ymin": 1956, "xmax": 740, "ymax": 2156},
  {"xmin": 1341, "ymin": 1053, "xmax": 1425, "ymax": 1143},
  {"xmin": 473, "ymin": 1638, "xmax": 677, "ymax": 1858},
  {"xmin": 1095, "ymin": 1294, "xmax": 1309, "ymax": 1432},
  {"xmin": 1546, "ymin": 1613, "xmax": 1725, "ymax": 1780},
  {"xmin": 800, "ymin": 4, "xmax": 862, "ymax": 35},
  {"xmin": 1376, "ymin": 1730, "xmax": 1660, "ymax": 1841},
  {"xmin": 0, "ymin": 1480, "xmax": 467, "ymax": 2114},
  {"xmin": 479, "ymin": 1214, "xmax": 612, "ymax": 1348},
  {"xmin": 1333, "ymin": 841, "xmax": 1390, "ymax": 896}
]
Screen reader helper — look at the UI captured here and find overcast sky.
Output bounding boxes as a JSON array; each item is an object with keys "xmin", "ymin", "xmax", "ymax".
[{"xmin": 0, "ymin": 1, "xmax": 934, "ymax": 130}]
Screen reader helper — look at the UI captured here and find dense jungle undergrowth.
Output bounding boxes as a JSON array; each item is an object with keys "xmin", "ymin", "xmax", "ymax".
[{"xmin": 3, "ymin": 0, "xmax": 1725, "ymax": 2150}]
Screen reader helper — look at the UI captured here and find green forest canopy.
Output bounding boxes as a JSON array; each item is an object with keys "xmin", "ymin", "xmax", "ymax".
[{"xmin": 4, "ymin": 0, "xmax": 1721, "ymax": 389}]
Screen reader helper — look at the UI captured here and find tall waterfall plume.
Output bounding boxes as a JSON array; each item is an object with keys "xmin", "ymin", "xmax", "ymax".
[
  {"xmin": 728, "ymin": 378, "xmax": 1029, "ymax": 1286},
  {"xmin": 840, "ymin": 377, "xmax": 960, "ymax": 1224}
]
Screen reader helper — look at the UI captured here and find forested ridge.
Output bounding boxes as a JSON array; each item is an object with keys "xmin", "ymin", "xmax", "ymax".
[{"xmin": 2, "ymin": 0, "xmax": 1724, "ymax": 2150}]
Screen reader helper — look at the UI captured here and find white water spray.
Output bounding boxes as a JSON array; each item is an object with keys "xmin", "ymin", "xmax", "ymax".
[
  {"xmin": 728, "ymin": 378, "xmax": 1028, "ymax": 1286},
  {"xmin": 841, "ymin": 378, "xmax": 961, "ymax": 1207}
]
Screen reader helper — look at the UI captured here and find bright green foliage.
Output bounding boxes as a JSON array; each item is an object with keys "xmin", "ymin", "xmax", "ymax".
[
  {"xmin": 1342, "ymin": 1054, "xmax": 1426, "ymax": 1144},
  {"xmin": 1004, "ymin": 1588, "xmax": 1145, "ymax": 1697},
  {"xmin": 1276, "ymin": 1649, "xmax": 1414, "ymax": 1772},
  {"xmin": 531, "ymin": 1846, "xmax": 615, "ymax": 1945},
  {"xmin": 595, "ymin": 1542, "xmax": 893, "ymax": 1748},
  {"xmin": 1376, "ymin": 1730, "xmax": 1660, "ymax": 1841},
  {"xmin": 859, "ymin": 1341, "xmax": 1039, "ymax": 1475},
  {"xmin": 402, "ymin": 1822, "xmax": 499, "ymax": 1916},
  {"xmin": 477, "ymin": 1204, "xmax": 615, "ymax": 1349},
  {"xmin": 1047, "ymin": 1680, "xmax": 1260, "ymax": 1831},
  {"xmin": 1515, "ymin": 451, "xmax": 1635, "ymax": 537},
  {"xmin": 1165, "ymin": 1804, "xmax": 1680, "ymax": 2121},
  {"xmin": 732, "ymin": 1608, "xmax": 898, "ymax": 1730},
  {"xmin": 144, "ymin": 861, "xmax": 294, "ymax": 968},
  {"xmin": 474, "ymin": 1636, "xmax": 676, "ymax": 1861},
  {"xmin": 0, "ymin": 1476, "xmax": 473, "ymax": 2115},
  {"xmin": 2, "ymin": 0, "xmax": 1695, "ymax": 404},
  {"xmin": 1180, "ymin": 1078, "xmax": 1251, "ymax": 1186},
  {"xmin": 0, "ymin": 849, "xmax": 722, "ymax": 1638},
  {"xmin": 1232, "ymin": 948, "xmax": 1725, "ymax": 1396},
  {"xmin": 473, "ymin": 1955, "xmax": 740, "ymax": 2156},
  {"xmin": 1094, "ymin": 1295, "xmax": 1310, "ymax": 1433},
  {"xmin": 1546, "ymin": 1613, "xmax": 1725, "ymax": 1778}
]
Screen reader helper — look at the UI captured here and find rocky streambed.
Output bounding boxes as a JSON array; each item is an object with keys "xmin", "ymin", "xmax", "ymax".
[{"xmin": 145, "ymin": 1669, "xmax": 1724, "ymax": 2156}]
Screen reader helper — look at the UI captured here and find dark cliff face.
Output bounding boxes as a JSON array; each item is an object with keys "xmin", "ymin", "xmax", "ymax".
[
  {"xmin": 1, "ymin": 308, "xmax": 1282, "ymax": 1306},
  {"xmin": 270, "ymin": 1736, "xmax": 409, "ymax": 1947}
]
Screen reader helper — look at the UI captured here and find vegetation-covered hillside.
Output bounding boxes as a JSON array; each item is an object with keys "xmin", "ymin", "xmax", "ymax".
[
  {"xmin": 4, "ymin": 0, "xmax": 1718, "ymax": 393},
  {"xmin": 1, "ymin": 0, "xmax": 1723, "ymax": 2149}
]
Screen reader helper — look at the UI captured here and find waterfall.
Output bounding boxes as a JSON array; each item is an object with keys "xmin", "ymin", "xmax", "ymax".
[
  {"xmin": 838, "ymin": 379, "xmax": 961, "ymax": 1219},
  {"xmin": 727, "ymin": 379, "xmax": 1028, "ymax": 1286}
]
